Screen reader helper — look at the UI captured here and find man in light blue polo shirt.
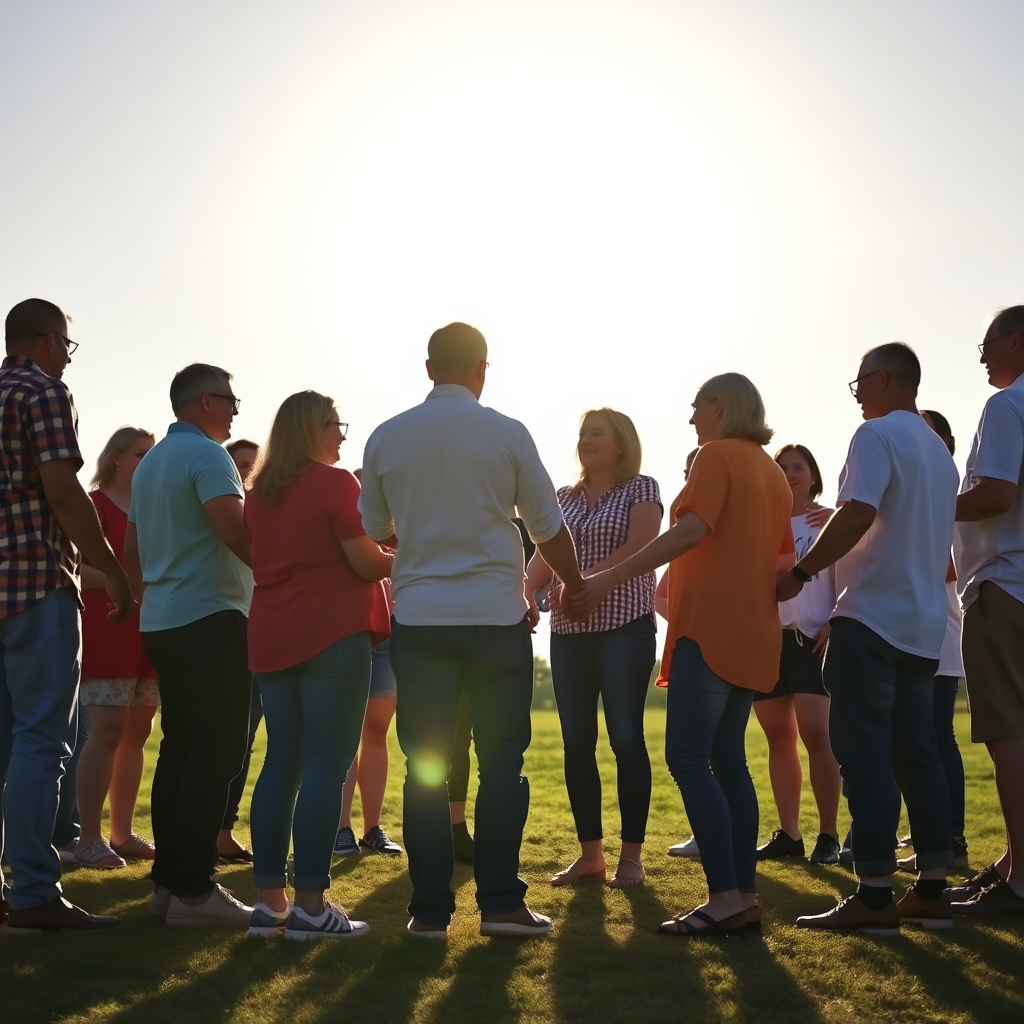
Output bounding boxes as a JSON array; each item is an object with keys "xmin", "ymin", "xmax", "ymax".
[{"xmin": 124, "ymin": 362, "xmax": 254, "ymax": 928}]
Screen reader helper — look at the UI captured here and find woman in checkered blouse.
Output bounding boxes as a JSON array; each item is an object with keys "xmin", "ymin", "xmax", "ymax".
[{"xmin": 525, "ymin": 408, "xmax": 663, "ymax": 888}]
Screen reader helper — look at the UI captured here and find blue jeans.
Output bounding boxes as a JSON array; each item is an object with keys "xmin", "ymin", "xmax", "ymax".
[
  {"xmin": 824, "ymin": 617, "xmax": 951, "ymax": 876},
  {"xmin": 52, "ymin": 704, "xmax": 89, "ymax": 847},
  {"xmin": 250, "ymin": 633, "xmax": 371, "ymax": 890},
  {"xmin": 391, "ymin": 617, "xmax": 533, "ymax": 927},
  {"xmin": 665, "ymin": 637, "xmax": 758, "ymax": 894},
  {"xmin": 0, "ymin": 588, "xmax": 81, "ymax": 910},
  {"xmin": 933, "ymin": 675, "xmax": 966, "ymax": 837},
  {"xmin": 550, "ymin": 616, "xmax": 656, "ymax": 843}
]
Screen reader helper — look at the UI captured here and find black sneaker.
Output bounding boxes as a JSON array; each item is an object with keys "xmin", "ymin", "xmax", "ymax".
[
  {"xmin": 809, "ymin": 832, "xmax": 841, "ymax": 865},
  {"xmin": 359, "ymin": 825, "xmax": 402, "ymax": 857},
  {"xmin": 756, "ymin": 829, "xmax": 805, "ymax": 860},
  {"xmin": 452, "ymin": 823, "xmax": 475, "ymax": 865},
  {"xmin": 333, "ymin": 827, "xmax": 359, "ymax": 857}
]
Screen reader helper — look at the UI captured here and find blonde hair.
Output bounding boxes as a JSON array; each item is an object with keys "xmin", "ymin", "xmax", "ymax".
[
  {"xmin": 250, "ymin": 391, "xmax": 338, "ymax": 504},
  {"xmin": 572, "ymin": 407, "xmax": 642, "ymax": 493},
  {"xmin": 696, "ymin": 373, "xmax": 774, "ymax": 446},
  {"xmin": 90, "ymin": 427, "xmax": 155, "ymax": 490}
]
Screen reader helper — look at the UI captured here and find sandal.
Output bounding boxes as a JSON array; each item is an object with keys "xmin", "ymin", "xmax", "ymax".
[
  {"xmin": 608, "ymin": 858, "xmax": 645, "ymax": 889},
  {"xmin": 658, "ymin": 908, "xmax": 747, "ymax": 938},
  {"xmin": 550, "ymin": 857, "xmax": 607, "ymax": 886}
]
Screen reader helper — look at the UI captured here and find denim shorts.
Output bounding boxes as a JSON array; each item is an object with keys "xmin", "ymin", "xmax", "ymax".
[{"xmin": 368, "ymin": 639, "xmax": 397, "ymax": 699}]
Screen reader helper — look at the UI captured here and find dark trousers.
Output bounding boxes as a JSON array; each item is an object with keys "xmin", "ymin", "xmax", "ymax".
[
  {"xmin": 665, "ymin": 637, "xmax": 758, "ymax": 894},
  {"xmin": 391, "ymin": 617, "xmax": 533, "ymax": 927},
  {"xmin": 550, "ymin": 616, "xmax": 656, "ymax": 844},
  {"xmin": 143, "ymin": 610, "xmax": 252, "ymax": 896},
  {"xmin": 824, "ymin": 616, "xmax": 951, "ymax": 877},
  {"xmin": 222, "ymin": 681, "xmax": 263, "ymax": 830},
  {"xmin": 447, "ymin": 688, "xmax": 474, "ymax": 804},
  {"xmin": 932, "ymin": 675, "xmax": 966, "ymax": 837}
]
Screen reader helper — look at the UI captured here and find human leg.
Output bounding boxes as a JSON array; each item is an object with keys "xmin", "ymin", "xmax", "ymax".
[
  {"xmin": 357, "ymin": 696, "xmax": 397, "ymax": 833},
  {"xmin": 794, "ymin": 693, "xmax": 841, "ymax": 839},
  {"xmin": 109, "ymin": 700, "xmax": 157, "ymax": 848},
  {"xmin": 753, "ymin": 696, "xmax": 802, "ymax": 840},
  {"xmin": 52, "ymin": 705, "xmax": 87, "ymax": 851},
  {"xmin": 75, "ymin": 703, "xmax": 129, "ymax": 846},
  {"xmin": 219, "ymin": 680, "xmax": 263, "ymax": 858},
  {"xmin": 449, "ymin": 686, "xmax": 473, "ymax": 817},
  {"xmin": 931, "ymin": 675, "xmax": 965, "ymax": 840}
]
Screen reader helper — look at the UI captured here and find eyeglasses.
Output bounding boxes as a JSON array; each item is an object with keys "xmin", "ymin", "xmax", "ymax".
[
  {"xmin": 208, "ymin": 393, "xmax": 241, "ymax": 415},
  {"xmin": 847, "ymin": 369, "xmax": 883, "ymax": 396},
  {"xmin": 326, "ymin": 420, "xmax": 349, "ymax": 438},
  {"xmin": 978, "ymin": 330, "xmax": 1020, "ymax": 356},
  {"xmin": 32, "ymin": 331, "xmax": 78, "ymax": 355}
]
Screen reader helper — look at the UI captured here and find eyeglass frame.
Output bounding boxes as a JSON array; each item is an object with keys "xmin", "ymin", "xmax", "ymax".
[
  {"xmin": 207, "ymin": 392, "xmax": 241, "ymax": 415},
  {"xmin": 978, "ymin": 330, "xmax": 1021, "ymax": 357},
  {"xmin": 30, "ymin": 330, "xmax": 78, "ymax": 355},
  {"xmin": 847, "ymin": 369, "xmax": 884, "ymax": 396},
  {"xmin": 326, "ymin": 419, "xmax": 349, "ymax": 438}
]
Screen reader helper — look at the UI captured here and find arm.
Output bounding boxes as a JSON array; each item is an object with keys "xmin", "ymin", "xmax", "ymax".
[
  {"xmin": 524, "ymin": 551, "xmax": 555, "ymax": 631},
  {"xmin": 38, "ymin": 460, "xmax": 133, "ymax": 621},
  {"xmin": 341, "ymin": 536, "xmax": 394, "ymax": 582},
  {"xmin": 536, "ymin": 523, "xmax": 584, "ymax": 592},
  {"xmin": 582, "ymin": 501, "xmax": 663, "ymax": 574},
  {"xmin": 123, "ymin": 521, "xmax": 144, "ymax": 601},
  {"xmin": 203, "ymin": 495, "xmax": 251, "ymax": 567},
  {"xmin": 81, "ymin": 564, "xmax": 107, "ymax": 590},
  {"xmin": 955, "ymin": 477, "xmax": 1017, "ymax": 522}
]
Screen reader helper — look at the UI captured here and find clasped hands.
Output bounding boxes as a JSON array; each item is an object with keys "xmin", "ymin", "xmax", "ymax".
[{"xmin": 556, "ymin": 570, "xmax": 616, "ymax": 621}]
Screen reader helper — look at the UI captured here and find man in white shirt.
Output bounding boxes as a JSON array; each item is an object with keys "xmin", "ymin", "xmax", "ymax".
[
  {"xmin": 777, "ymin": 342, "xmax": 958, "ymax": 933},
  {"xmin": 359, "ymin": 322, "xmax": 585, "ymax": 939},
  {"xmin": 950, "ymin": 305, "xmax": 1024, "ymax": 916}
]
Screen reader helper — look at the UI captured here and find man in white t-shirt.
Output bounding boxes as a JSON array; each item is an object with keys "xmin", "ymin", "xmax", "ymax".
[
  {"xmin": 777, "ymin": 342, "xmax": 958, "ymax": 933},
  {"xmin": 950, "ymin": 305, "xmax": 1024, "ymax": 917},
  {"xmin": 359, "ymin": 322, "xmax": 585, "ymax": 940}
]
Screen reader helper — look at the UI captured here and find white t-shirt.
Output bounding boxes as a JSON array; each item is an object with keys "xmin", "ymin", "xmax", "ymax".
[
  {"xmin": 832, "ymin": 410, "xmax": 958, "ymax": 658},
  {"xmin": 936, "ymin": 581, "xmax": 964, "ymax": 678},
  {"xmin": 359, "ymin": 384, "xmax": 565, "ymax": 626},
  {"xmin": 953, "ymin": 373, "xmax": 1024, "ymax": 610},
  {"xmin": 779, "ymin": 513, "xmax": 835, "ymax": 637}
]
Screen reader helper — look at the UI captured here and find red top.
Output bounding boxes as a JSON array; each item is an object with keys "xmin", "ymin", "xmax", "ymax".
[
  {"xmin": 82, "ymin": 491, "xmax": 155, "ymax": 681},
  {"xmin": 244, "ymin": 462, "xmax": 390, "ymax": 673}
]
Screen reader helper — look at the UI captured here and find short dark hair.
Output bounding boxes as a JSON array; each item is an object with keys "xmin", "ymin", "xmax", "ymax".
[
  {"xmin": 427, "ymin": 322, "xmax": 487, "ymax": 374},
  {"xmin": 992, "ymin": 305, "xmax": 1024, "ymax": 338},
  {"xmin": 169, "ymin": 363, "xmax": 232, "ymax": 414},
  {"xmin": 775, "ymin": 443, "xmax": 824, "ymax": 500},
  {"xmin": 922, "ymin": 409, "xmax": 955, "ymax": 455},
  {"xmin": 226, "ymin": 439, "xmax": 260, "ymax": 457},
  {"xmin": 5, "ymin": 298, "xmax": 69, "ymax": 346},
  {"xmin": 862, "ymin": 341, "xmax": 921, "ymax": 390}
]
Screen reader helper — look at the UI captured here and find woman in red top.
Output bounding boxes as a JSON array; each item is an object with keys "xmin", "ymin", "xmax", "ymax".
[
  {"xmin": 245, "ymin": 391, "xmax": 392, "ymax": 941},
  {"xmin": 74, "ymin": 427, "xmax": 158, "ymax": 869}
]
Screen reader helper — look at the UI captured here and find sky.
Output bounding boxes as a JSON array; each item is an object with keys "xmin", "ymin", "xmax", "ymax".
[{"xmin": 3, "ymin": 1, "xmax": 1023, "ymax": 656}]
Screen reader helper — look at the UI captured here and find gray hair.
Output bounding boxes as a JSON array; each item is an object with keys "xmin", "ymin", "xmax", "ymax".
[{"xmin": 169, "ymin": 362, "xmax": 232, "ymax": 414}]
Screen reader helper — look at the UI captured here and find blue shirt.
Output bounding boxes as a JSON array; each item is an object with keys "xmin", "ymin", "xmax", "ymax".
[{"xmin": 129, "ymin": 421, "xmax": 253, "ymax": 631}]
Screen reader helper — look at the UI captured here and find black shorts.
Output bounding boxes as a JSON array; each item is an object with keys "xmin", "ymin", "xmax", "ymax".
[{"xmin": 753, "ymin": 628, "xmax": 828, "ymax": 702}]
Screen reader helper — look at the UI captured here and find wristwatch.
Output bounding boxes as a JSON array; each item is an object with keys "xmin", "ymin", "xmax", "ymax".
[{"xmin": 792, "ymin": 565, "xmax": 813, "ymax": 583}]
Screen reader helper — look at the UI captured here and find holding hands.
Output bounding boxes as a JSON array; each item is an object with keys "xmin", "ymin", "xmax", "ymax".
[{"xmin": 563, "ymin": 569, "xmax": 616, "ymax": 620}]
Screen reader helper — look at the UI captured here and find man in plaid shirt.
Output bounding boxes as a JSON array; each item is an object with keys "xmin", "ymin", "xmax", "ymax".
[{"xmin": 0, "ymin": 298, "xmax": 133, "ymax": 933}]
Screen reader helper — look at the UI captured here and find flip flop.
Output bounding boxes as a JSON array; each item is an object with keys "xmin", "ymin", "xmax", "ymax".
[{"xmin": 658, "ymin": 908, "xmax": 747, "ymax": 938}]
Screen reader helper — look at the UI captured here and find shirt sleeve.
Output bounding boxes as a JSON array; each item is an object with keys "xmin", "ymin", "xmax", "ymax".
[
  {"xmin": 836, "ymin": 423, "xmax": 892, "ymax": 510},
  {"xmin": 632, "ymin": 475, "xmax": 663, "ymax": 510},
  {"xmin": 358, "ymin": 433, "xmax": 396, "ymax": 542},
  {"xmin": 329, "ymin": 469, "xmax": 367, "ymax": 543},
  {"xmin": 513, "ymin": 424, "xmax": 564, "ymax": 545},
  {"xmin": 25, "ymin": 383, "xmax": 83, "ymax": 468},
  {"xmin": 674, "ymin": 446, "xmax": 729, "ymax": 530},
  {"xmin": 972, "ymin": 391, "xmax": 1024, "ymax": 486},
  {"xmin": 192, "ymin": 444, "xmax": 244, "ymax": 504},
  {"xmin": 780, "ymin": 519, "xmax": 795, "ymax": 555}
]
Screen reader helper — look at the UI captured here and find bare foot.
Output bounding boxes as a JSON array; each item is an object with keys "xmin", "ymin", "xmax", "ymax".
[
  {"xmin": 608, "ymin": 858, "xmax": 645, "ymax": 888},
  {"xmin": 550, "ymin": 857, "xmax": 607, "ymax": 886}
]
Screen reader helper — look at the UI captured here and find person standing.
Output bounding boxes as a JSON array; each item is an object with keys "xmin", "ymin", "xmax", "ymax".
[
  {"xmin": 124, "ymin": 363, "xmax": 255, "ymax": 927},
  {"xmin": 359, "ymin": 322, "xmax": 584, "ymax": 939},
  {"xmin": 950, "ymin": 307, "xmax": 1024, "ymax": 915},
  {"xmin": 526, "ymin": 408, "xmax": 662, "ymax": 888},
  {"xmin": 779, "ymin": 343, "xmax": 958, "ymax": 933},
  {"xmin": 1, "ymin": 298, "xmax": 132, "ymax": 932}
]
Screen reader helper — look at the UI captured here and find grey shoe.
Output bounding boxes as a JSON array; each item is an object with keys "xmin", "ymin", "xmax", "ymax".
[
  {"xmin": 480, "ymin": 904, "xmax": 553, "ymax": 937},
  {"xmin": 284, "ymin": 901, "xmax": 368, "ymax": 940},
  {"xmin": 149, "ymin": 885, "xmax": 172, "ymax": 918},
  {"xmin": 248, "ymin": 901, "xmax": 290, "ymax": 938},
  {"xmin": 166, "ymin": 884, "xmax": 252, "ymax": 927},
  {"xmin": 407, "ymin": 917, "xmax": 450, "ymax": 940}
]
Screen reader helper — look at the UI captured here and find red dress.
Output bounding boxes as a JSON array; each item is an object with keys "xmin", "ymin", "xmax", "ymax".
[{"xmin": 81, "ymin": 491, "xmax": 155, "ymax": 681}]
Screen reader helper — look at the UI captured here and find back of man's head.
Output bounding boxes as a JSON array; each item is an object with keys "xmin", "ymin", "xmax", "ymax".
[
  {"xmin": 5, "ymin": 298, "xmax": 68, "ymax": 349},
  {"xmin": 862, "ymin": 341, "xmax": 921, "ymax": 393},
  {"xmin": 170, "ymin": 362, "xmax": 232, "ymax": 414},
  {"xmin": 992, "ymin": 305, "xmax": 1024, "ymax": 338},
  {"xmin": 427, "ymin": 323, "xmax": 487, "ymax": 375}
]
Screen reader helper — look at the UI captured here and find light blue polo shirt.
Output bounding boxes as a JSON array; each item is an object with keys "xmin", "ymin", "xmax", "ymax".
[{"xmin": 129, "ymin": 421, "xmax": 253, "ymax": 631}]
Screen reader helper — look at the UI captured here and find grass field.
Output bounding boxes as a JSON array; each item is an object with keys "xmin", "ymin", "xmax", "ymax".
[{"xmin": 2, "ymin": 703, "xmax": 1022, "ymax": 1024}]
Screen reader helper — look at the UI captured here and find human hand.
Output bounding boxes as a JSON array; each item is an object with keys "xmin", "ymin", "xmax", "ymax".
[
  {"xmin": 565, "ymin": 570, "xmax": 615, "ymax": 620},
  {"xmin": 803, "ymin": 506, "xmax": 834, "ymax": 529},
  {"xmin": 526, "ymin": 594, "xmax": 540, "ymax": 631},
  {"xmin": 105, "ymin": 565, "xmax": 135, "ymax": 623},
  {"xmin": 812, "ymin": 623, "xmax": 830, "ymax": 657},
  {"xmin": 776, "ymin": 569, "xmax": 804, "ymax": 603}
]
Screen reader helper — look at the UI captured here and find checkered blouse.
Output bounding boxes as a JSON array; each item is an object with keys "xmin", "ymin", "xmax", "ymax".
[
  {"xmin": 0, "ymin": 356, "xmax": 83, "ymax": 617},
  {"xmin": 549, "ymin": 474, "xmax": 661, "ymax": 634}
]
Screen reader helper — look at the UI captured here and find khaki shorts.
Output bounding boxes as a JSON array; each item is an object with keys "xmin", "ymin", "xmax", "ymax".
[
  {"xmin": 80, "ymin": 677, "xmax": 160, "ymax": 708},
  {"xmin": 962, "ymin": 582, "xmax": 1024, "ymax": 742}
]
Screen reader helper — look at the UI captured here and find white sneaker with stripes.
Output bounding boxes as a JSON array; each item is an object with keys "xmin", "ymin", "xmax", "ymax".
[{"xmin": 284, "ymin": 901, "xmax": 368, "ymax": 940}]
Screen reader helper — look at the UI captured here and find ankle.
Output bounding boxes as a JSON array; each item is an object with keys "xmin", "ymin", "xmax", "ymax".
[
  {"xmin": 914, "ymin": 878, "xmax": 946, "ymax": 901},
  {"xmin": 856, "ymin": 882, "xmax": 894, "ymax": 910}
]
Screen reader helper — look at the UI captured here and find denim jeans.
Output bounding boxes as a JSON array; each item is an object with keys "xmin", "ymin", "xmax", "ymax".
[
  {"xmin": 824, "ymin": 616, "xmax": 951, "ymax": 876},
  {"xmin": 391, "ymin": 617, "xmax": 533, "ymax": 927},
  {"xmin": 250, "ymin": 633, "xmax": 371, "ymax": 890},
  {"xmin": 52, "ymin": 704, "xmax": 89, "ymax": 847},
  {"xmin": 0, "ymin": 588, "xmax": 81, "ymax": 910},
  {"xmin": 665, "ymin": 637, "xmax": 758, "ymax": 894},
  {"xmin": 143, "ymin": 610, "xmax": 252, "ymax": 896},
  {"xmin": 550, "ymin": 616, "xmax": 656, "ymax": 843},
  {"xmin": 932, "ymin": 675, "xmax": 966, "ymax": 837},
  {"xmin": 222, "ymin": 681, "xmax": 264, "ymax": 830}
]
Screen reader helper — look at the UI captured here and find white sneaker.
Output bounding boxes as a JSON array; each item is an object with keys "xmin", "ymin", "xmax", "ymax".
[
  {"xmin": 149, "ymin": 885, "xmax": 172, "ymax": 918},
  {"xmin": 166, "ymin": 884, "xmax": 253, "ymax": 927},
  {"xmin": 248, "ymin": 901, "xmax": 291, "ymax": 937},
  {"xmin": 667, "ymin": 836, "xmax": 700, "ymax": 858},
  {"xmin": 284, "ymin": 901, "xmax": 368, "ymax": 940}
]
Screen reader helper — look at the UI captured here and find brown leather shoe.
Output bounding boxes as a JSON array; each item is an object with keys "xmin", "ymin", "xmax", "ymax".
[
  {"xmin": 946, "ymin": 863, "xmax": 1002, "ymax": 901},
  {"xmin": 896, "ymin": 885, "xmax": 953, "ymax": 929},
  {"xmin": 952, "ymin": 880, "xmax": 1024, "ymax": 916},
  {"xmin": 6, "ymin": 896, "xmax": 120, "ymax": 934},
  {"xmin": 796, "ymin": 894, "xmax": 900, "ymax": 935}
]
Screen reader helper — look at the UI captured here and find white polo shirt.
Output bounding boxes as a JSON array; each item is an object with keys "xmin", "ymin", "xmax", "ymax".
[
  {"xmin": 359, "ymin": 384, "xmax": 564, "ymax": 626},
  {"xmin": 832, "ymin": 410, "xmax": 958, "ymax": 658},
  {"xmin": 954, "ymin": 373, "xmax": 1024, "ymax": 610}
]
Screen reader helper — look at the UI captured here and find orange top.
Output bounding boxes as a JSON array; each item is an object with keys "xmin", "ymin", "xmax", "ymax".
[{"xmin": 657, "ymin": 438, "xmax": 794, "ymax": 692}]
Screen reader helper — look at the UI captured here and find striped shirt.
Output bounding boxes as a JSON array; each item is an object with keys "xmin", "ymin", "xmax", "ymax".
[
  {"xmin": 550, "ymin": 474, "xmax": 662, "ymax": 634},
  {"xmin": 0, "ymin": 355, "xmax": 83, "ymax": 617}
]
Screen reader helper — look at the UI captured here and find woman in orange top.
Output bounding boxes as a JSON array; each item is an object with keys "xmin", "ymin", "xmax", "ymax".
[{"xmin": 569, "ymin": 373, "xmax": 793, "ymax": 937}]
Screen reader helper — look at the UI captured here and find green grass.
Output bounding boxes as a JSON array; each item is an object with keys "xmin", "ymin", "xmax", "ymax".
[{"xmin": 3, "ymin": 703, "xmax": 1022, "ymax": 1024}]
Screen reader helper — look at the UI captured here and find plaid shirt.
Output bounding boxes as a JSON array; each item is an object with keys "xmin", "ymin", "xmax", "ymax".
[
  {"xmin": 0, "ymin": 355, "xmax": 83, "ymax": 617},
  {"xmin": 550, "ymin": 474, "xmax": 662, "ymax": 634}
]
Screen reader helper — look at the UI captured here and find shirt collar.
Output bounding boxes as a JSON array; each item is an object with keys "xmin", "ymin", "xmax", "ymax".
[
  {"xmin": 2, "ymin": 354, "xmax": 46, "ymax": 374},
  {"xmin": 425, "ymin": 383, "xmax": 478, "ymax": 402},
  {"xmin": 167, "ymin": 421, "xmax": 209, "ymax": 438}
]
